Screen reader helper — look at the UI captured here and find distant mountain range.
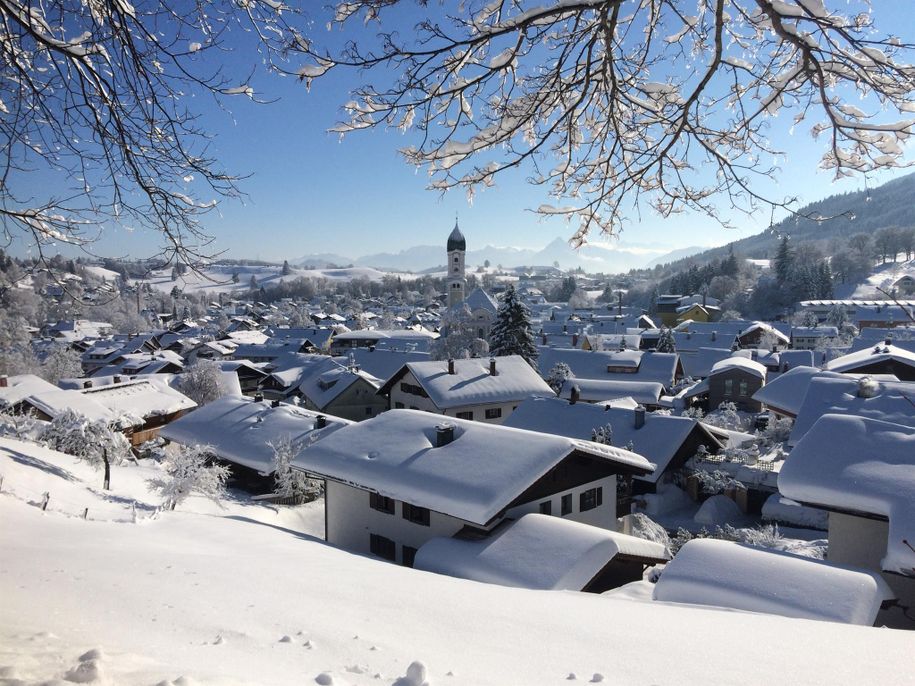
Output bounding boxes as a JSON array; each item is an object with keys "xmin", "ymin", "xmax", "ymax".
[{"xmin": 296, "ymin": 237, "xmax": 708, "ymax": 274}]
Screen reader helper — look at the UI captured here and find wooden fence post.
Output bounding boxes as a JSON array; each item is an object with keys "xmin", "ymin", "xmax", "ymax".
[{"xmin": 41, "ymin": 492, "xmax": 50, "ymax": 511}]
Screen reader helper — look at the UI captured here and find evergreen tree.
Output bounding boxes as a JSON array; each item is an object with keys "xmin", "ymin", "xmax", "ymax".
[
  {"xmin": 774, "ymin": 236, "xmax": 794, "ymax": 285},
  {"xmin": 489, "ymin": 285, "xmax": 538, "ymax": 367},
  {"xmin": 656, "ymin": 326, "xmax": 676, "ymax": 353},
  {"xmin": 722, "ymin": 245, "xmax": 739, "ymax": 277},
  {"xmin": 282, "ymin": 260, "xmax": 291, "ymax": 276}
]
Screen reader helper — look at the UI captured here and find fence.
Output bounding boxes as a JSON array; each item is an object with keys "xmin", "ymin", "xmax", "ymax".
[{"xmin": 0, "ymin": 473, "xmax": 159, "ymax": 523}]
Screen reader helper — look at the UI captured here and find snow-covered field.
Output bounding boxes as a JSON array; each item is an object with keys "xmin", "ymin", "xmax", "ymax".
[
  {"xmin": 137, "ymin": 264, "xmax": 421, "ymax": 296},
  {"xmin": 849, "ymin": 256, "xmax": 915, "ymax": 298},
  {"xmin": 1, "ymin": 438, "xmax": 912, "ymax": 686}
]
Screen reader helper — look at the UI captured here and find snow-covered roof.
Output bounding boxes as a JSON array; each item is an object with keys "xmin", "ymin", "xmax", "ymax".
[
  {"xmin": 653, "ymin": 539, "xmax": 892, "ymax": 625},
  {"xmin": 559, "ymin": 378, "xmax": 664, "ymax": 406},
  {"xmin": 160, "ymin": 396, "xmax": 352, "ymax": 474},
  {"xmin": 737, "ymin": 321, "xmax": 790, "ymax": 343},
  {"xmin": 291, "ymin": 409, "xmax": 653, "ymax": 526},
  {"xmin": 384, "ymin": 355, "xmax": 552, "ymax": 410},
  {"xmin": 24, "ymin": 389, "xmax": 123, "ymax": 425},
  {"xmin": 788, "ymin": 376, "xmax": 915, "ymax": 445},
  {"xmin": 333, "ymin": 328, "xmax": 438, "ymax": 342},
  {"xmin": 346, "ymin": 348, "xmax": 431, "ymax": 382},
  {"xmin": 709, "ymin": 356, "xmax": 767, "ymax": 379},
  {"xmin": 791, "ymin": 326, "xmax": 839, "ymax": 337},
  {"xmin": 297, "ymin": 359, "xmax": 381, "ymax": 410},
  {"xmin": 537, "ymin": 348, "xmax": 679, "ymax": 387},
  {"xmin": 0, "ymin": 374, "xmax": 60, "ymax": 409},
  {"xmin": 751, "ymin": 366, "xmax": 825, "ymax": 416},
  {"xmin": 503, "ymin": 396, "xmax": 720, "ymax": 483},
  {"xmin": 677, "ymin": 347, "xmax": 734, "ymax": 379},
  {"xmin": 80, "ymin": 378, "xmax": 196, "ymax": 419},
  {"xmin": 825, "ymin": 343, "xmax": 915, "ymax": 374},
  {"xmin": 779, "ymin": 414, "xmax": 915, "ymax": 577},
  {"xmin": 415, "ymin": 513, "xmax": 668, "ymax": 591}
]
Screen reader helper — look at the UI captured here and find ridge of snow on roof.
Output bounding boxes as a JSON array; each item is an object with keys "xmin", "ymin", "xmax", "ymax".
[
  {"xmin": 160, "ymin": 396, "xmax": 352, "ymax": 474},
  {"xmin": 653, "ymin": 539, "xmax": 893, "ymax": 625},
  {"xmin": 709, "ymin": 356, "xmax": 767, "ymax": 379},
  {"xmin": 751, "ymin": 366, "xmax": 825, "ymax": 416},
  {"xmin": 779, "ymin": 414, "xmax": 915, "ymax": 577},
  {"xmin": 398, "ymin": 355, "xmax": 553, "ymax": 409},
  {"xmin": 414, "ymin": 513, "xmax": 668, "ymax": 591},
  {"xmin": 291, "ymin": 409, "xmax": 653, "ymax": 525},
  {"xmin": 503, "ymin": 396, "xmax": 716, "ymax": 483}
]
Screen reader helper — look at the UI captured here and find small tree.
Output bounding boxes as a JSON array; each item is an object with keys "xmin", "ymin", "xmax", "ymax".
[
  {"xmin": 432, "ymin": 304, "xmax": 488, "ymax": 361},
  {"xmin": 545, "ymin": 362, "xmax": 574, "ymax": 394},
  {"xmin": 269, "ymin": 435, "xmax": 321, "ymax": 499},
  {"xmin": 656, "ymin": 327, "xmax": 676, "ymax": 353},
  {"xmin": 282, "ymin": 260, "xmax": 291, "ymax": 276},
  {"xmin": 489, "ymin": 285, "xmax": 539, "ymax": 367},
  {"xmin": 176, "ymin": 360, "xmax": 226, "ymax": 406},
  {"xmin": 148, "ymin": 444, "xmax": 229, "ymax": 511},
  {"xmin": 38, "ymin": 344, "xmax": 84, "ymax": 384},
  {"xmin": 591, "ymin": 423, "xmax": 613, "ymax": 446},
  {"xmin": 41, "ymin": 410, "xmax": 132, "ymax": 489}
]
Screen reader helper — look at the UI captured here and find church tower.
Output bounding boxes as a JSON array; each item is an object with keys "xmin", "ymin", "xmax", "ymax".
[{"xmin": 446, "ymin": 218, "xmax": 466, "ymax": 308}]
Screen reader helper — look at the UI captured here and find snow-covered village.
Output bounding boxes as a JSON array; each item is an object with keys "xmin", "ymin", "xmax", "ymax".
[{"xmin": 2, "ymin": 2, "xmax": 915, "ymax": 685}]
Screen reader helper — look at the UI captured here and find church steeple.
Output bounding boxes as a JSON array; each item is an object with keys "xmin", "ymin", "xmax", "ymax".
[{"xmin": 446, "ymin": 216, "xmax": 466, "ymax": 308}]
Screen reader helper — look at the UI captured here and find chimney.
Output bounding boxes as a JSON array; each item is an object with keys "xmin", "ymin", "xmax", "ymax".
[
  {"xmin": 253, "ymin": 392, "xmax": 264, "ymax": 402},
  {"xmin": 751, "ymin": 350, "xmax": 758, "ymax": 361},
  {"xmin": 435, "ymin": 423, "xmax": 455, "ymax": 447},
  {"xmin": 542, "ymin": 333, "xmax": 547, "ymax": 345},
  {"xmin": 885, "ymin": 338, "xmax": 893, "ymax": 346},
  {"xmin": 572, "ymin": 333, "xmax": 579, "ymax": 347},
  {"xmin": 0, "ymin": 375, "xmax": 7, "ymax": 388},
  {"xmin": 316, "ymin": 414, "xmax": 327, "ymax": 429},
  {"xmin": 634, "ymin": 405, "xmax": 646, "ymax": 430},
  {"xmin": 448, "ymin": 358, "xmax": 455, "ymax": 375},
  {"xmin": 489, "ymin": 358, "xmax": 498, "ymax": 376},
  {"xmin": 113, "ymin": 375, "xmax": 122, "ymax": 384},
  {"xmin": 271, "ymin": 399, "xmax": 281, "ymax": 408},
  {"xmin": 711, "ymin": 331, "xmax": 717, "ymax": 342},
  {"xmin": 569, "ymin": 384, "xmax": 580, "ymax": 405},
  {"xmin": 83, "ymin": 380, "xmax": 93, "ymax": 389}
]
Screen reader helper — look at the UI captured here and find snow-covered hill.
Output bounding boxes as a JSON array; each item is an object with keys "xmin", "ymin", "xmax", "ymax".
[
  {"xmin": 1, "ymin": 437, "xmax": 911, "ymax": 685},
  {"xmin": 136, "ymin": 263, "xmax": 421, "ymax": 295},
  {"xmin": 848, "ymin": 256, "xmax": 915, "ymax": 299}
]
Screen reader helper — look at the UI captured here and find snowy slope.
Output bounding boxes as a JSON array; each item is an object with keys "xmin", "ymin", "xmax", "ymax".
[
  {"xmin": 1, "ymin": 439, "xmax": 913, "ymax": 686},
  {"xmin": 848, "ymin": 256, "xmax": 915, "ymax": 298}
]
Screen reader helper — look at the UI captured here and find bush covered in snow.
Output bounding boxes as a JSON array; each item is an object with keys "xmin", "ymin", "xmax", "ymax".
[
  {"xmin": 0, "ymin": 408, "xmax": 41, "ymax": 441},
  {"xmin": 546, "ymin": 362, "xmax": 574, "ymax": 394},
  {"xmin": 669, "ymin": 523, "xmax": 823, "ymax": 559},
  {"xmin": 701, "ymin": 401, "xmax": 750, "ymax": 431},
  {"xmin": 147, "ymin": 444, "xmax": 229, "ymax": 511}
]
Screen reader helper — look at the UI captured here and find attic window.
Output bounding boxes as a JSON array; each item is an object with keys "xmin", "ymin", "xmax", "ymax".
[{"xmin": 318, "ymin": 378, "xmax": 338, "ymax": 391}]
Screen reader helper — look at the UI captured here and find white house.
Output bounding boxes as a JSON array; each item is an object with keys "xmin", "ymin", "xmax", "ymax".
[
  {"xmin": 380, "ymin": 355, "xmax": 553, "ymax": 424},
  {"xmin": 778, "ymin": 413, "xmax": 915, "ymax": 628},
  {"xmin": 790, "ymin": 326, "xmax": 839, "ymax": 350},
  {"xmin": 291, "ymin": 409, "xmax": 654, "ymax": 566}
]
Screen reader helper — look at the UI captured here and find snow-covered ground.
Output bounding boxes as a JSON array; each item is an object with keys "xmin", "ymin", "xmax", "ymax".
[
  {"xmin": 1, "ymin": 438, "xmax": 912, "ymax": 686},
  {"xmin": 136, "ymin": 264, "xmax": 421, "ymax": 296}
]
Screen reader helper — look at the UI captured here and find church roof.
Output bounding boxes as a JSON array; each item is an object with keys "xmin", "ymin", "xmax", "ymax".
[
  {"xmin": 464, "ymin": 287, "xmax": 498, "ymax": 314},
  {"xmin": 447, "ymin": 221, "xmax": 466, "ymax": 252}
]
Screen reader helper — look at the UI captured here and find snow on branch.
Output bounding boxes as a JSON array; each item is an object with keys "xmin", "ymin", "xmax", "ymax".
[{"xmin": 297, "ymin": 0, "xmax": 915, "ymax": 243}]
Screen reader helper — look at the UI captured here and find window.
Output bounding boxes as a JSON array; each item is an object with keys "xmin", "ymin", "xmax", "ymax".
[
  {"xmin": 394, "ymin": 402, "xmax": 405, "ymax": 409},
  {"xmin": 456, "ymin": 410, "xmax": 474, "ymax": 420},
  {"xmin": 365, "ymin": 407, "xmax": 374, "ymax": 416},
  {"xmin": 561, "ymin": 493, "xmax": 572, "ymax": 516},
  {"xmin": 400, "ymin": 382, "xmax": 428, "ymax": 398},
  {"xmin": 739, "ymin": 380, "xmax": 748, "ymax": 397},
  {"xmin": 724, "ymin": 379, "xmax": 734, "ymax": 396},
  {"xmin": 370, "ymin": 492, "xmax": 395, "ymax": 514},
  {"xmin": 579, "ymin": 487, "xmax": 603, "ymax": 512},
  {"xmin": 402, "ymin": 503, "xmax": 431, "ymax": 526},
  {"xmin": 484, "ymin": 407, "xmax": 502, "ymax": 420},
  {"xmin": 539, "ymin": 500, "xmax": 552, "ymax": 515},
  {"xmin": 369, "ymin": 534, "xmax": 396, "ymax": 561},
  {"xmin": 402, "ymin": 546, "xmax": 418, "ymax": 568}
]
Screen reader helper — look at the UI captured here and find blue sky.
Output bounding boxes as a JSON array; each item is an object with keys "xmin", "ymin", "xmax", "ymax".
[{"xmin": 13, "ymin": 2, "xmax": 914, "ymax": 266}]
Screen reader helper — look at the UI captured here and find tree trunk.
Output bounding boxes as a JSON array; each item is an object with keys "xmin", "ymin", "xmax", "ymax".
[{"xmin": 103, "ymin": 449, "xmax": 110, "ymax": 490}]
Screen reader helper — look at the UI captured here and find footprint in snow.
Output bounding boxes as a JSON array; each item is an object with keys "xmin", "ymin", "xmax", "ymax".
[
  {"xmin": 590, "ymin": 674, "xmax": 605, "ymax": 683},
  {"xmin": 212, "ymin": 635, "xmax": 225, "ymax": 645},
  {"xmin": 278, "ymin": 635, "xmax": 293, "ymax": 643}
]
